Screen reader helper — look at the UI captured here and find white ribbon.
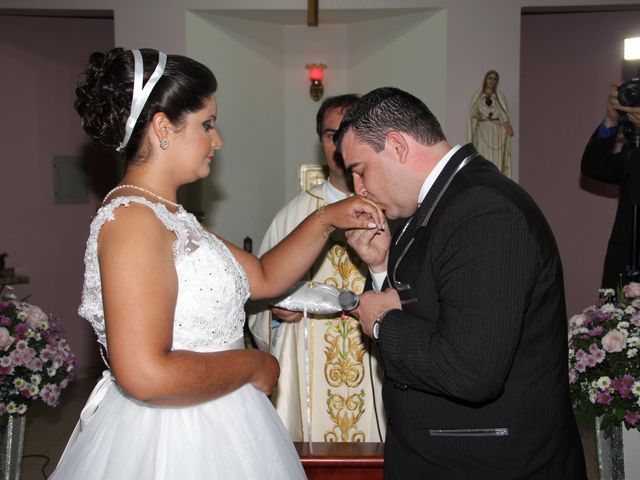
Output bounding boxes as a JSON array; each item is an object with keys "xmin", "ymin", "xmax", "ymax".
[
  {"xmin": 303, "ymin": 306, "xmax": 312, "ymax": 444},
  {"xmin": 117, "ymin": 49, "xmax": 167, "ymax": 151}
]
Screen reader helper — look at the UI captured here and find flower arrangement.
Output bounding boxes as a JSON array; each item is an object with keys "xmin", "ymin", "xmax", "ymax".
[
  {"xmin": 0, "ymin": 292, "xmax": 75, "ymax": 423},
  {"xmin": 568, "ymin": 283, "xmax": 640, "ymax": 435}
]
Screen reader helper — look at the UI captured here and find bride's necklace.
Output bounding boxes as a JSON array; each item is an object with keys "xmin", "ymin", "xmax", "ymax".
[{"xmin": 104, "ymin": 184, "xmax": 180, "ymax": 208}]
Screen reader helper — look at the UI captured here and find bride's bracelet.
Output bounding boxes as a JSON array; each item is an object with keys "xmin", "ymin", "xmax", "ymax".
[{"xmin": 315, "ymin": 203, "xmax": 336, "ymax": 239}]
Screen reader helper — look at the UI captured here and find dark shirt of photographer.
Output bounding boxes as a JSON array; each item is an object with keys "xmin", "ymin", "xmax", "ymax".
[{"xmin": 581, "ymin": 82, "xmax": 640, "ymax": 289}]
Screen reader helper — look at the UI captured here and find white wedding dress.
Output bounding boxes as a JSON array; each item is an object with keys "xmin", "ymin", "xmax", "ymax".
[{"xmin": 51, "ymin": 197, "xmax": 306, "ymax": 479}]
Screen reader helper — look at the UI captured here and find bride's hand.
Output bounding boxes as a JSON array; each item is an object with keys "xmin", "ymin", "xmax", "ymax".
[
  {"xmin": 323, "ymin": 195, "xmax": 385, "ymax": 231},
  {"xmin": 248, "ymin": 350, "xmax": 280, "ymax": 395}
]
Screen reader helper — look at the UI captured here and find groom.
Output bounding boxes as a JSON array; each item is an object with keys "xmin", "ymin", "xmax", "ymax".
[{"xmin": 335, "ymin": 87, "xmax": 586, "ymax": 479}]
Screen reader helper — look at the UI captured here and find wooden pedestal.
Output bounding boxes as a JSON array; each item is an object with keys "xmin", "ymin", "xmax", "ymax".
[{"xmin": 295, "ymin": 442, "xmax": 384, "ymax": 480}]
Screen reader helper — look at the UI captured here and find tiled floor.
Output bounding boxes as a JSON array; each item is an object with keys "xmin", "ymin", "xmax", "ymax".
[{"xmin": 21, "ymin": 373, "xmax": 99, "ymax": 480}]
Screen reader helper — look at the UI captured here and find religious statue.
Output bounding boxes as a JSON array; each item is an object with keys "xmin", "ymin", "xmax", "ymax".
[{"xmin": 467, "ymin": 70, "xmax": 514, "ymax": 177}]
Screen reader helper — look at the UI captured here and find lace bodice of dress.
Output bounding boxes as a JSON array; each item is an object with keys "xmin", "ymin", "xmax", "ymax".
[{"xmin": 79, "ymin": 196, "xmax": 249, "ymax": 352}]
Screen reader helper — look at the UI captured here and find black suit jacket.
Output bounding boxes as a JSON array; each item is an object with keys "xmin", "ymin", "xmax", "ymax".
[
  {"xmin": 376, "ymin": 144, "xmax": 586, "ymax": 479},
  {"xmin": 581, "ymin": 127, "xmax": 640, "ymax": 288}
]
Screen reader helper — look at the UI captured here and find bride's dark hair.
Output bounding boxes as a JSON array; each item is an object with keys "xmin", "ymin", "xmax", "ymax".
[{"xmin": 75, "ymin": 47, "xmax": 217, "ymax": 162}]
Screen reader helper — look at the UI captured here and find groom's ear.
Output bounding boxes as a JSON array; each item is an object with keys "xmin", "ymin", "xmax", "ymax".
[{"xmin": 386, "ymin": 131, "xmax": 409, "ymax": 165}]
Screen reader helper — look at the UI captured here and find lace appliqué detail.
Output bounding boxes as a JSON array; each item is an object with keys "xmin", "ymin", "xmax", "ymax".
[{"xmin": 78, "ymin": 196, "xmax": 249, "ymax": 353}]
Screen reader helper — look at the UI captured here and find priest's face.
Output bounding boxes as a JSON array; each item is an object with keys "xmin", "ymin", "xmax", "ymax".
[{"xmin": 320, "ymin": 107, "xmax": 349, "ymax": 182}]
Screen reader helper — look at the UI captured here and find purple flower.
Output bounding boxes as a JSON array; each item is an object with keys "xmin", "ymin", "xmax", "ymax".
[
  {"xmin": 621, "ymin": 374, "xmax": 636, "ymax": 386},
  {"xmin": 585, "ymin": 355, "xmax": 598, "ymax": 367},
  {"xmin": 625, "ymin": 411, "xmax": 640, "ymax": 426},
  {"xmin": 596, "ymin": 391, "xmax": 613, "ymax": 405},
  {"xmin": 612, "ymin": 375, "xmax": 635, "ymax": 398},
  {"xmin": 575, "ymin": 361, "xmax": 587, "ymax": 373},
  {"xmin": 14, "ymin": 324, "xmax": 28, "ymax": 338},
  {"xmin": 27, "ymin": 358, "xmax": 43, "ymax": 372},
  {"xmin": 588, "ymin": 326, "xmax": 605, "ymax": 337},
  {"xmin": 576, "ymin": 350, "xmax": 587, "ymax": 361},
  {"xmin": 39, "ymin": 384, "xmax": 60, "ymax": 407},
  {"xmin": 593, "ymin": 349, "xmax": 606, "ymax": 363},
  {"xmin": 569, "ymin": 369, "xmax": 577, "ymax": 384}
]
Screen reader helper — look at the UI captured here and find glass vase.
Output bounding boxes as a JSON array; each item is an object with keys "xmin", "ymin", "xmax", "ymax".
[
  {"xmin": 0, "ymin": 416, "xmax": 25, "ymax": 480},
  {"xmin": 595, "ymin": 416, "xmax": 625, "ymax": 480}
]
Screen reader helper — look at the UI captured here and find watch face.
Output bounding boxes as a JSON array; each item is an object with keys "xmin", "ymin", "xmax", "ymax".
[{"xmin": 373, "ymin": 321, "xmax": 380, "ymax": 339}]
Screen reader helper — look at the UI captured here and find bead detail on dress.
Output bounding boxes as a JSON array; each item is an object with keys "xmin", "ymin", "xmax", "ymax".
[{"xmin": 104, "ymin": 184, "xmax": 180, "ymax": 208}]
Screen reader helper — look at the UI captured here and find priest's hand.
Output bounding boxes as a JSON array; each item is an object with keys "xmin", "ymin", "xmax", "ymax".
[{"xmin": 270, "ymin": 306, "xmax": 303, "ymax": 323}]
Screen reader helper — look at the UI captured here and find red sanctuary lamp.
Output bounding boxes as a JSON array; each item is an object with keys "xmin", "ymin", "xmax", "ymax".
[{"xmin": 305, "ymin": 63, "xmax": 327, "ymax": 101}]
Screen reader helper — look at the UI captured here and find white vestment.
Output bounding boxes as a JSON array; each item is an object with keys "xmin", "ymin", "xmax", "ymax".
[{"xmin": 248, "ymin": 182, "xmax": 386, "ymax": 442}]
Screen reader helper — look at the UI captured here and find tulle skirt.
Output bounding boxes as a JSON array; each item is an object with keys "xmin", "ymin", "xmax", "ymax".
[{"xmin": 50, "ymin": 371, "xmax": 306, "ymax": 479}]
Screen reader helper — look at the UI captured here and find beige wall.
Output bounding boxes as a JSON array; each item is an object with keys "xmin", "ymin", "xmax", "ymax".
[{"xmin": 2, "ymin": 1, "xmax": 640, "ymax": 475}]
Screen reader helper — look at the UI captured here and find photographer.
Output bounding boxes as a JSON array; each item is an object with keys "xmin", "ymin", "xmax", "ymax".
[{"xmin": 581, "ymin": 81, "xmax": 640, "ymax": 288}]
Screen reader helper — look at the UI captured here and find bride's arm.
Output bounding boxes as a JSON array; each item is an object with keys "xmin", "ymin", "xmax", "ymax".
[
  {"xmin": 225, "ymin": 195, "xmax": 384, "ymax": 300},
  {"xmin": 99, "ymin": 204, "xmax": 278, "ymax": 406}
]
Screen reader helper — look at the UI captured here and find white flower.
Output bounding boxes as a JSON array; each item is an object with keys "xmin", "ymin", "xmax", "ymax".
[
  {"xmin": 6, "ymin": 402, "xmax": 17, "ymax": 414},
  {"xmin": 0, "ymin": 327, "xmax": 14, "ymax": 351},
  {"xmin": 629, "ymin": 337, "xmax": 640, "ymax": 348},
  {"xmin": 627, "ymin": 348, "xmax": 638, "ymax": 359},
  {"xmin": 16, "ymin": 404, "xmax": 26, "ymax": 415},
  {"xmin": 13, "ymin": 378, "xmax": 26, "ymax": 390},
  {"xmin": 618, "ymin": 321, "xmax": 630, "ymax": 329},
  {"xmin": 570, "ymin": 314, "xmax": 587, "ymax": 327},
  {"xmin": 30, "ymin": 374, "xmax": 41, "ymax": 385},
  {"xmin": 28, "ymin": 385, "xmax": 39, "ymax": 396},
  {"xmin": 589, "ymin": 389, "xmax": 598, "ymax": 403},
  {"xmin": 632, "ymin": 382, "xmax": 640, "ymax": 396},
  {"xmin": 24, "ymin": 305, "xmax": 49, "ymax": 330},
  {"xmin": 595, "ymin": 376, "xmax": 612, "ymax": 390}
]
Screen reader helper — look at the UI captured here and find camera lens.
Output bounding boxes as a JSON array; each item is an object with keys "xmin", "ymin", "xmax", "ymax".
[{"xmin": 618, "ymin": 79, "xmax": 640, "ymax": 107}]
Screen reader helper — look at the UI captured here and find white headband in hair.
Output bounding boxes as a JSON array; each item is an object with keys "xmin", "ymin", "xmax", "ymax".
[{"xmin": 117, "ymin": 49, "xmax": 167, "ymax": 152}]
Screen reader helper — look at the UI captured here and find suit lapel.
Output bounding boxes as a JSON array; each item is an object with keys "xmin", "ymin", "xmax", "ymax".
[{"xmin": 389, "ymin": 144, "xmax": 479, "ymax": 293}]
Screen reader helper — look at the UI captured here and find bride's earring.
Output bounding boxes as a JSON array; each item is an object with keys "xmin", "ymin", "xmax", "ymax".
[{"xmin": 160, "ymin": 138, "xmax": 170, "ymax": 150}]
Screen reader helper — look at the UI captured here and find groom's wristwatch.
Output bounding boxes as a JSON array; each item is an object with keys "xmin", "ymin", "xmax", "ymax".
[{"xmin": 372, "ymin": 311, "xmax": 387, "ymax": 340}]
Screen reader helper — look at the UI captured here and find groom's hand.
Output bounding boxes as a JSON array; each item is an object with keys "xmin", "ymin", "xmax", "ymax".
[{"xmin": 351, "ymin": 288, "xmax": 400, "ymax": 337}]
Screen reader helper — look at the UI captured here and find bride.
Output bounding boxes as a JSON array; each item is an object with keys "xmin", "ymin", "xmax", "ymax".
[{"xmin": 50, "ymin": 48, "xmax": 384, "ymax": 479}]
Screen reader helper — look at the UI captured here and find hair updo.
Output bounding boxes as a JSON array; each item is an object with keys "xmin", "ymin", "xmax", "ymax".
[{"xmin": 74, "ymin": 47, "xmax": 218, "ymax": 163}]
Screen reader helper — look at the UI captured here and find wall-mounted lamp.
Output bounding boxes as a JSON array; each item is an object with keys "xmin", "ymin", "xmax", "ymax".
[{"xmin": 305, "ymin": 63, "xmax": 327, "ymax": 101}]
